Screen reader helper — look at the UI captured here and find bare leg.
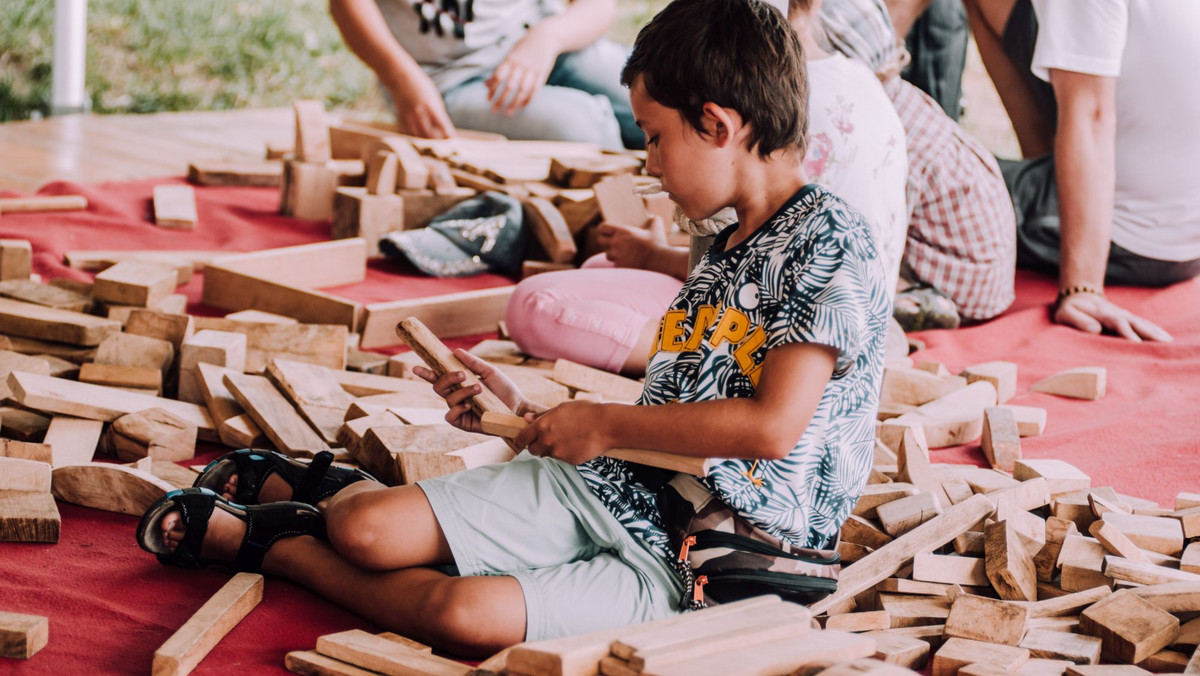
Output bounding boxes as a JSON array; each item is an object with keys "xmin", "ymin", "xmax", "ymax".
[
  {"xmin": 263, "ymin": 536, "xmax": 526, "ymax": 657},
  {"xmin": 962, "ymin": 0, "xmax": 1054, "ymax": 157},
  {"xmin": 159, "ymin": 482, "xmax": 526, "ymax": 657},
  {"xmin": 886, "ymin": 0, "xmax": 935, "ymax": 39}
]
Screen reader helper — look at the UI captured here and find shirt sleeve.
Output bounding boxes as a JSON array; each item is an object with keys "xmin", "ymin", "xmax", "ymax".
[
  {"xmin": 1031, "ymin": 0, "xmax": 1128, "ymax": 81},
  {"xmin": 764, "ymin": 211, "xmax": 880, "ymax": 377}
]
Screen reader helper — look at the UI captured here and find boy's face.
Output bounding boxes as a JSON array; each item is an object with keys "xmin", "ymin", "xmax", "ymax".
[{"xmin": 631, "ymin": 78, "xmax": 734, "ymax": 222}]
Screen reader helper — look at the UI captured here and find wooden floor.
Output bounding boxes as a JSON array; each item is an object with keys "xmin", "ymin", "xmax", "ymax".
[{"xmin": 0, "ymin": 108, "xmax": 294, "ymax": 193}]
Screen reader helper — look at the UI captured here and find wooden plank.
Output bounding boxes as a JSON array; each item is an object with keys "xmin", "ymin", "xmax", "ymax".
[
  {"xmin": 0, "ymin": 194, "xmax": 87, "ymax": 213},
  {"xmin": 223, "ymin": 372, "xmax": 328, "ymax": 454},
  {"xmin": 944, "ymin": 593, "xmax": 1028, "ymax": 645},
  {"xmin": 987, "ymin": 520, "xmax": 1039, "ymax": 601},
  {"xmin": 480, "ymin": 411, "xmax": 715, "ymax": 477},
  {"xmin": 0, "ymin": 439, "xmax": 52, "ymax": 464},
  {"xmin": 0, "ymin": 611, "xmax": 49, "ymax": 659},
  {"xmin": 0, "ymin": 279, "xmax": 90, "ymax": 312},
  {"xmin": 932, "ymin": 638, "xmax": 1030, "ymax": 676},
  {"xmin": 315, "ymin": 629, "xmax": 469, "ymax": 676},
  {"xmin": 550, "ymin": 359, "xmax": 643, "ymax": 403},
  {"xmin": 192, "ymin": 318, "xmax": 347, "ymax": 372},
  {"xmin": 1080, "ymin": 590, "xmax": 1179, "ymax": 664},
  {"xmin": 152, "ymin": 573, "xmax": 263, "ymax": 676},
  {"xmin": 43, "ymin": 416, "xmax": 104, "ymax": 467},
  {"xmin": 153, "ymin": 185, "xmax": 198, "ymax": 229},
  {"xmin": 93, "ymin": 260, "xmax": 178, "ymax": 308},
  {"xmin": 0, "ymin": 297, "xmax": 120, "ymax": 346},
  {"xmin": 285, "ymin": 650, "xmax": 379, "ymax": 676},
  {"xmin": 0, "ymin": 488, "xmax": 59, "ymax": 543},
  {"xmin": 912, "ymin": 554, "xmax": 989, "ymax": 586},
  {"xmin": 64, "ymin": 249, "xmax": 221, "ymax": 272},
  {"xmin": 266, "ymin": 359, "xmax": 355, "ymax": 445},
  {"xmin": 9, "ymin": 371, "xmax": 216, "ymax": 437},
  {"xmin": 202, "ymin": 264, "xmax": 362, "ymax": 328},
  {"xmin": 981, "ymin": 407, "xmax": 1021, "ymax": 472},
  {"xmin": 0, "ymin": 240, "xmax": 32, "ymax": 281},
  {"xmin": 79, "ymin": 362, "xmax": 164, "ymax": 394},
  {"xmin": 331, "ymin": 187, "xmax": 404, "ymax": 258},
  {"xmin": 549, "ymin": 154, "xmax": 640, "ymax": 189},
  {"xmin": 361, "ymin": 286, "xmax": 514, "ymax": 348},
  {"xmin": 1031, "ymin": 367, "xmax": 1106, "ymax": 400},
  {"xmin": 1101, "ymin": 512, "xmax": 1185, "ymax": 557},
  {"xmin": 187, "ymin": 160, "xmax": 282, "ymax": 187},
  {"xmin": 207, "ymin": 239, "xmax": 366, "ymax": 289},
  {"xmin": 357, "ymin": 424, "xmax": 494, "ymax": 485},
  {"xmin": 625, "ymin": 602, "xmax": 813, "ymax": 672},
  {"xmin": 0, "ymin": 457, "xmax": 52, "ymax": 492},
  {"xmin": 1014, "ymin": 459, "xmax": 1091, "ymax": 497},
  {"xmin": 108, "ymin": 408, "xmax": 197, "ymax": 463},
  {"xmin": 395, "ymin": 317, "xmax": 512, "ymax": 417},
  {"xmin": 644, "ymin": 629, "xmax": 874, "ymax": 676},
  {"xmin": 810, "ymin": 494, "xmax": 995, "ymax": 616},
  {"xmin": 523, "ymin": 198, "xmax": 577, "ymax": 264},
  {"xmin": 294, "ymin": 100, "xmax": 331, "ymax": 163},
  {"xmin": 51, "ymin": 462, "xmax": 174, "ymax": 516}
]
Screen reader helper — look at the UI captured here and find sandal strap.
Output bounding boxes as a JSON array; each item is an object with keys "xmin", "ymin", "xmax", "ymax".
[
  {"xmin": 231, "ymin": 501, "xmax": 325, "ymax": 573},
  {"xmin": 291, "ymin": 451, "xmax": 334, "ymax": 506},
  {"xmin": 144, "ymin": 488, "xmax": 218, "ymax": 569}
]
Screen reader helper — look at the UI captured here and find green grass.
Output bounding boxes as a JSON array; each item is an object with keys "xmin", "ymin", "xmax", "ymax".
[
  {"xmin": 0, "ymin": 0, "xmax": 660, "ymax": 123},
  {"xmin": 0, "ymin": 0, "xmax": 381, "ymax": 121}
]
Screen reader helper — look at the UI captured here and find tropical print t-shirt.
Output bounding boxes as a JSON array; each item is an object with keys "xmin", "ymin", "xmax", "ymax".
[{"xmin": 577, "ymin": 185, "xmax": 891, "ymax": 559}]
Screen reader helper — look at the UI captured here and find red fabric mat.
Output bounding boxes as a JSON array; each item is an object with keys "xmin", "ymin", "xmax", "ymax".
[{"xmin": 1, "ymin": 179, "xmax": 1198, "ymax": 674}]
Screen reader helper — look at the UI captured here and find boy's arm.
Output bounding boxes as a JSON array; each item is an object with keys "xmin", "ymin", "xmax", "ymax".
[
  {"xmin": 485, "ymin": 0, "xmax": 617, "ymax": 114},
  {"xmin": 515, "ymin": 342, "xmax": 838, "ymax": 465},
  {"xmin": 1049, "ymin": 68, "xmax": 1170, "ymax": 342},
  {"xmin": 329, "ymin": 0, "xmax": 456, "ymax": 138}
]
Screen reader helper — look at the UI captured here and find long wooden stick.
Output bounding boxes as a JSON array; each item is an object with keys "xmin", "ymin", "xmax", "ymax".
[{"xmin": 152, "ymin": 573, "xmax": 263, "ymax": 676}]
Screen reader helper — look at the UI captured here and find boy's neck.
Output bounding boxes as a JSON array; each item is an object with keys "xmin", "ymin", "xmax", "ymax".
[
  {"xmin": 726, "ymin": 156, "xmax": 810, "ymax": 248},
  {"xmin": 790, "ymin": 14, "xmax": 831, "ymax": 60}
]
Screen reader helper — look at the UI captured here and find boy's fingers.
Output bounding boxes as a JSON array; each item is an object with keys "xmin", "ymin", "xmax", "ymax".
[{"xmin": 444, "ymin": 383, "xmax": 481, "ymax": 408}]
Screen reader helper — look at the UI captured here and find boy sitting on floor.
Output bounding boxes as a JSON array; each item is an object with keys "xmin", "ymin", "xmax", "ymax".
[{"xmin": 135, "ymin": 0, "xmax": 891, "ymax": 656}]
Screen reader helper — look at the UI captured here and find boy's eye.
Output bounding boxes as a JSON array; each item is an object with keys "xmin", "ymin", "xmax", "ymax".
[{"xmin": 647, "ymin": 135, "xmax": 660, "ymax": 146}]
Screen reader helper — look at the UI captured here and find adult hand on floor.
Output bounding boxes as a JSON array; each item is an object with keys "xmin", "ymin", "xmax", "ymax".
[
  {"xmin": 413, "ymin": 349, "xmax": 543, "ymax": 433},
  {"xmin": 1054, "ymin": 292, "xmax": 1173, "ymax": 342},
  {"xmin": 514, "ymin": 401, "xmax": 610, "ymax": 465},
  {"xmin": 390, "ymin": 72, "xmax": 457, "ymax": 139},
  {"xmin": 487, "ymin": 28, "xmax": 558, "ymax": 116},
  {"xmin": 597, "ymin": 217, "xmax": 667, "ymax": 270}
]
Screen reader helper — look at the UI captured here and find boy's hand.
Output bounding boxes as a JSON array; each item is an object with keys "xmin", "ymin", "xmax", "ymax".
[
  {"xmin": 388, "ymin": 72, "xmax": 457, "ymax": 139},
  {"xmin": 597, "ymin": 217, "xmax": 667, "ymax": 269},
  {"xmin": 412, "ymin": 349, "xmax": 536, "ymax": 433},
  {"xmin": 515, "ymin": 401, "xmax": 610, "ymax": 465}
]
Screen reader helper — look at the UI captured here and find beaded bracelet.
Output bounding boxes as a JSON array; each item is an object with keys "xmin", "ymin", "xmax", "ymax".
[{"xmin": 1056, "ymin": 283, "xmax": 1105, "ymax": 308}]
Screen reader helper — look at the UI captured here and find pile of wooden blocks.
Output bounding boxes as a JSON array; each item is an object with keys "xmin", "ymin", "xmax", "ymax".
[
  {"xmin": 285, "ymin": 597, "xmax": 918, "ymax": 676},
  {"xmin": 191, "ymin": 100, "xmax": 676, "ymax": 278}
]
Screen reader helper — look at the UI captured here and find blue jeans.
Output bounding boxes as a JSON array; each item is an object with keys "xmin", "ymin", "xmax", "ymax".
[{"xmin": 442, "ymin": 38, "xmax": 641, "ymax": 151}]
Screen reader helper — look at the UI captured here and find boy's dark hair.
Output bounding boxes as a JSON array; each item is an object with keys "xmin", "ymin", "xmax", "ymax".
[{"xmin": 621, "ymin": 0, "xmax": 808, "ymax": 158}]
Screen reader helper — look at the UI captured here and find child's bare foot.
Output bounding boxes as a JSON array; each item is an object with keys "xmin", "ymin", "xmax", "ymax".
[
  {"xmin": 159, "ymin": 507, "xmax": 245, "ymax": 562},
  {"xmin": 219, "ymin": 472, "xmax": 293, "ymax": 504}
]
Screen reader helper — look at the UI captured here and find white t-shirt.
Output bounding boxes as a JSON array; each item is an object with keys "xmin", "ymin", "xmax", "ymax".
[
  {"xmin": 374, "ymin": 0, "xmax": 561, "ymax": 93},
  {"xmin": 1031, "ymin": 0, "xmax": 1200, "ymax": 262},
  {"xmin": 805, "ymin": 53, "xmax": 908, "ymax": 286}
]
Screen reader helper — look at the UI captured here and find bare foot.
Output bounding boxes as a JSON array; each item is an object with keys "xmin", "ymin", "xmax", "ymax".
[
  {"xmin": 220, "ymin": 472, "xmax": 294, "ymax": 504},
  {"xmin": 159, "ymin": 506, "xmax": 246, "ymax": 561}
]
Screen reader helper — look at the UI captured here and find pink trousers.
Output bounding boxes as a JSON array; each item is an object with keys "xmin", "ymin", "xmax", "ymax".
[{"xmin": 505, "ymin": 257, "xmax": 684, "ymax": 373}]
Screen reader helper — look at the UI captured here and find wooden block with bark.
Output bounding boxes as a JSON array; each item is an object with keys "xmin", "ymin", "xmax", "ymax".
[
  {"xmin": 125, "ymin": 309, "xmax": 195, "ymax": 353},
  {"xmin": 523, "ymin": 198, "xmax": 577, "ymax": 264},
  {"xmin": 986, "ymin": 520, "xmax": 1038, "ymax": 601},
  {"xmin": 358, "ymin": 424, "xmax": 506, "ymax": 485},
  {"xmin": 106, "ymin": 408, "xmax": 197, "ymax": 463},
  {"xmin": 549, "ymin": 154, "xmax": 640, "ymax": 188},
  {"xmin": 153, "ymin": 185, "xmax": 198, "ymax": 230},
  {"xmin": 0, "ymin": 456, "xmax": 60, "ymax": 544},
  {"xmin": 50, "ymin": 462, "xmax": 174, "ymax": 516}
]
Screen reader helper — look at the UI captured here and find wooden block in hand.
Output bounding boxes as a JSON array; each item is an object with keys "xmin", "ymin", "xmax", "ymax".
[
  {"xmin": 0, "ymin": 611, "xmax": 49, "ymax": 659},
  {"xmin": 1079, "ymin": 589, "xmax": 1179, "ymax": 664},
  {"xmin": 153, "ymin": 185, "xmax": 198, "ymax": 230}
]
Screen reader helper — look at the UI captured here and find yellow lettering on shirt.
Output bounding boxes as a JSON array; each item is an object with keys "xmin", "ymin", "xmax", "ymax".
[
  {"xmin": 683, "ymin": 305, "xmax": 720, "ymax": 351},
  {"xmin": 709, "ymin": 308, "xmax": 749, "ymax": 348},
  {"xmin": 659, "ymin": 310, "xmax": 688, "ymax": 352}
]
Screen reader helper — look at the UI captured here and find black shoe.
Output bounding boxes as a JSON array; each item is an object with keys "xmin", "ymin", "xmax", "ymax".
[
  {"xmin": 193, "ymin": 449, "xmax": 376, "ymax": 506},
  {"xmin": 136, "ymin": 487, "xmax": 326, "ymax": 572}
]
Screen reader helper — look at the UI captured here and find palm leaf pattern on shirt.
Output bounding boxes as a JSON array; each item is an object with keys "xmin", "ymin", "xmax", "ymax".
[{"xmin": 579, "ymin": 185, "xmax": 890, "ymax": 558}]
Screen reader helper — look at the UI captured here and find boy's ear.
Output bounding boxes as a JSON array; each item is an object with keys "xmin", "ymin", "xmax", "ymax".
[{"xmin": 700, "ymin": 102, "xmax": 745, "ymax": 148}]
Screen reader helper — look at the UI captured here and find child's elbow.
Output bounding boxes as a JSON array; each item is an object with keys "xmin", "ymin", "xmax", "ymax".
[{"xmin": 749, "ymin": 430, "xmax": 795, "ymax": 461}]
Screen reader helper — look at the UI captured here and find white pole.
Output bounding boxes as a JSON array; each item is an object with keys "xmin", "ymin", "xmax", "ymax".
[{"xmin": 51, "ymin": 0, "xmax": 88, "ymax": 115}]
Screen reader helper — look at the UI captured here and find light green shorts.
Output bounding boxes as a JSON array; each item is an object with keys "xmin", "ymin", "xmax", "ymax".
[{"xmin": 418, "ymin": 452, "xmax": 683, "ymax": 641}]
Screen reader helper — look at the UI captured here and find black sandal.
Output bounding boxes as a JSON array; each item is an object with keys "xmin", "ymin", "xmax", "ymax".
[
  {"xmin": 136, "ymin": 487, "xmax": 326, "ymax": 572},
  {"xmin": 193, "ymin": 449, "xmax": 376, "ymax": 506}
]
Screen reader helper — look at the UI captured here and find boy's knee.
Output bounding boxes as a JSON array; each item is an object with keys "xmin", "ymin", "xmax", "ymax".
[
  {"xmin": 325, "ymin": 490, "xmax": 392, "ymax": 568},
  {"xmin": 421, "ymin": 580, "xmax": 508, "ymax": 653},
  {"xmin": 506, "ymin": 280, "xmax": 568, "ymax": 356}
]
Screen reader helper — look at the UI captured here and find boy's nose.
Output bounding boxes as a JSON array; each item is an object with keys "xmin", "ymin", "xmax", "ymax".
[{"xmin": 644, "ymin": 152, "xmax": 661, "ymax": 178}]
